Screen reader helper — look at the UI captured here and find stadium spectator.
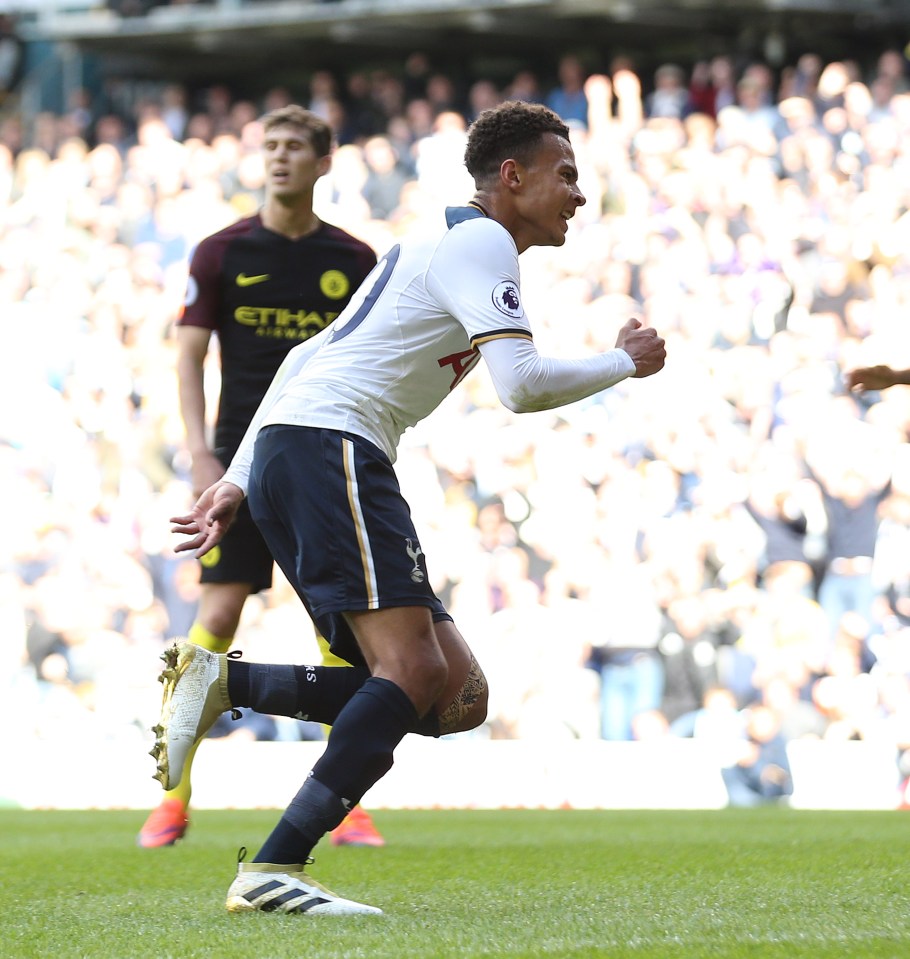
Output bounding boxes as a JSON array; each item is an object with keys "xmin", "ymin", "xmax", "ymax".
[
  {"xmin": 804, "ymin": 413, "xmax": 893, "ymax": 641},
  {"xmin": 645, "ymin": 64, "xmax": 689, "ymax": 120},
  {"xmin": 466, "ymin": 79, "xmax": 501, "ymax": 122},
  {"xmin": 743, "ymin": 447, "xmax": 822, "ymax": 597},
  {"xmin": 584, "ymin": 566, "xmax": 664, "ymax": 741},
  {"xmin": 732, "ymin": 73, "xmax": 787, "ymax": 144},
  {"xmin": 789, "ymin": 52, "xmax": 824, "ymax": 101},
  {"xmin": 687, "ymin": 56, "xmax": 736, "ymax": 119},
  {"xmin": 505, "ymin": 69, "xmax": 542, "ymax": 104},
  {"xmin": 360, "ymin": 134, "xmax": 414, "ymax": 220},
  {"xmin": 402, "ymin": 51, "xmax": 432, "ymax": 102},
  {"xmin": 658, "ymin": 593, "xmax": 724, "ymax": 726},
  {"xmin": 546, "ymin": 54, "xmax": 589, "ymax": 127},
  {"xmin": 721, "ymin": 704, "xmax": 794, "ymax": 806},
  {"xmin": 341, "ymin": 71, "xmax": 386, "ymax": 143},
  {"xmin": 425, "ymin": 72, "xmax": 460, "ymax": 117}
]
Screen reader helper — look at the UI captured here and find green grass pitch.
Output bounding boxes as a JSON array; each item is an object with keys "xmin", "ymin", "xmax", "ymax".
[{"xmin": 2, "ymin": 807, "xmax": 910, "ymax": 958}]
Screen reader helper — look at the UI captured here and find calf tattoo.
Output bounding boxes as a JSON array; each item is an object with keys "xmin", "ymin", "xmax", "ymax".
[{"xmin": 438, "ymin": 654, "xmax": 486, "ymax": 734}]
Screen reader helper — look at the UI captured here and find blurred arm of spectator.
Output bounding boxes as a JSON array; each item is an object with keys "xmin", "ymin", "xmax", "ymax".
[
  {"xmin": 583, "ymin": 74, "xmax": 612, "ymax": 140},
  {"xmin": 611, "ymin": 68, "xmax": 644, "ymax": 141},
  {"xmin": 176, "ymin": 324, "xmax": 226, "ymax": 497},
  {"xmin": 847, "ymin": 365, "xmax": 910, "ymax": 393}
]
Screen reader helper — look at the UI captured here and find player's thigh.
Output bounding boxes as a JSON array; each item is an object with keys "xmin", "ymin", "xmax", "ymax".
[
  {"xmin": 249, "ymin": 424, "xmax": 446, "ymax": 665},
  {"xmin": 345, "ymin": 605, "xmax": 447, "ymax": 713}
]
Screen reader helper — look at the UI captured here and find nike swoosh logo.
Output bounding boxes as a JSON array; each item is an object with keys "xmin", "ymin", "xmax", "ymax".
[{"xmin": 236, "ymin": 273, "xmax": 270, "ymax": 287}]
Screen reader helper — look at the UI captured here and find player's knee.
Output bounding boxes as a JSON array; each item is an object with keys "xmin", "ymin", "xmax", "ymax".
[
  {"xmin": 197, "ymin": 620, "xmax": 236, "ymax": 649},
  {"xmin": 418, "ymin": 651, "xmax": 449, "ymax": 710},
  {"xmin": 196, "ymin": 584, "xmax": 249, "ymax": 641},
  {"xmin": 386, "ymin": 645, "xmax": 448, "ymax": 718}
]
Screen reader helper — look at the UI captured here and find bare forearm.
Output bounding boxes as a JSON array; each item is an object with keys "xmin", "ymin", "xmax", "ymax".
[
  {"xmin": 847, "ymin": 364, "xmax": 910, "ymax": 392},
  {"xmin": 176, "ymin": 354, "xmax": 210, "ymax": 456}
]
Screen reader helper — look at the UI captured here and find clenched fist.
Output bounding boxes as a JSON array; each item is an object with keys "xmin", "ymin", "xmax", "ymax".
[{"xmin": 615, "ymin": 318, "xmax": 666, "ymax": 378}]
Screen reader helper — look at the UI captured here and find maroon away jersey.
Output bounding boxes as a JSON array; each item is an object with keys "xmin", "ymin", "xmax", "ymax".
[{"xmin": 178, "ymin": 215, "xmax": 376, "ymax": 456}]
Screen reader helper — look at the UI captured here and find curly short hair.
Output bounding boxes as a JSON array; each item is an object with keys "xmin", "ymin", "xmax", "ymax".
[
  {"xmin": 464, "ymin": 101, "xmax": 571, "ymax": 185},
  {"xmin": 260, "ymin": 105, "xmax": 333, "ymax": 159}
]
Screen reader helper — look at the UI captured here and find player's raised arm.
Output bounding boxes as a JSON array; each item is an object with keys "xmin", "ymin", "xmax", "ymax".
[{"xmin": 479, "ymin": 317, "xmax": 665, "ymax": 414}]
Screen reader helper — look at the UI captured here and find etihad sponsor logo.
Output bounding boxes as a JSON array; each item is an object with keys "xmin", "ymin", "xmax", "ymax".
[
  {"xmin": 255, "ymin": 327, "xmax": 324, "ymax": 340},
  {"xmin": 234, "ymin": 307, "xmax": 339, "ymax": 330},
  {"xmin": 236, "ymin": 272, "xmax": 270, "ymax": 287}
]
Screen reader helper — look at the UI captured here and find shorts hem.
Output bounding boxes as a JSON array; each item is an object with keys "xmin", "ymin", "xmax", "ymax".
[{"xmin": 311, "ymin": 599, "xmax": 449, "ymax": 619}]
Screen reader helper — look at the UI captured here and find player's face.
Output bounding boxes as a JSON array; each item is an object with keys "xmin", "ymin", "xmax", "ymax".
[
  {"xmin": 514, "ymin": 133, "xmax": 585, "ymax": 251},
  {"xmin": 262, "ymin": 125, "xmax": 328, "ymax": 199}
]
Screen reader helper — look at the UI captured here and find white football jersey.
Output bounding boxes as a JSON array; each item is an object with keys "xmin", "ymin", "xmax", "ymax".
[
  {"xmin": 263, "ymin": 205, "xmax": 528, "ymax": 458},
  {"xmin": 224, "ymin": 204, "xmax": 635, "ymax": 492}
]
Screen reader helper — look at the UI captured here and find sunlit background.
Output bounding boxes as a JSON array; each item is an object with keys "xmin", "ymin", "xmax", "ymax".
[{"xmin": 4, "ymin": 0, "xmax": 910, "ymax": 811}]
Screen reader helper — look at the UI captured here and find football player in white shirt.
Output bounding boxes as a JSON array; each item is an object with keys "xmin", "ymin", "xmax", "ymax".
[{"xmin": 152, "ymin": 100, "xmax": 666, "ymax": 916}]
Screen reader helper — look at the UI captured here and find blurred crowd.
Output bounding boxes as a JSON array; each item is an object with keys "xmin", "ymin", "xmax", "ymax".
[{"xmin": 5, "ymin": 45, "xmax": 910, "ymax": 807}]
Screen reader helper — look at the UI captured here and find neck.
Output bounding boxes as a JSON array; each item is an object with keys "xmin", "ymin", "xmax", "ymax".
[
  {"xmin": 261, "ymin": 197, "xmax": 320, "ymax": 239},
  {"xmin": 469, "ymin": 193, "xmax": 528, "ymax": 253}
]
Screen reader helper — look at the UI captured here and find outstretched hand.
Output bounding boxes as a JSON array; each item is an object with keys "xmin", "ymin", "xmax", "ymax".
[
  {"xmin": 615, "ymin": 317, "xmax": 666, "ymax": 378},
  {"xmin": 846, "ymin": 365, "xmax": 896, "ymax": 392},
  {"xmin": 171, "ymin": 481, "xmax": 245, "ymax": 558}
]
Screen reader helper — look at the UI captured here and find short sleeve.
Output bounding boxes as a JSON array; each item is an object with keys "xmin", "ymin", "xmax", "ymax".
[{"xmin": 425, "ymin": 218, "xmax": 533, "ymax": 348}]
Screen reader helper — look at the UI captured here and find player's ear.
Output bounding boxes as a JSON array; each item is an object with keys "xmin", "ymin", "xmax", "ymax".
[
  {"xmin": 316, "ymin": 154, "xmax": 332, "ymax": 178},
  {"xmin": 501, "ymin": 157, "xmax": 521, "ymax": 191}
]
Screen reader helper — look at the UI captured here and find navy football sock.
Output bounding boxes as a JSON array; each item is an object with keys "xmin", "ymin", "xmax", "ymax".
[
  {"xmin": 253, "ymin": 678, "xmax": 418, "ymax": 865},
  {"xmin": 254, "ymin": 776, "xmax": 348, "ymax": 865},
  {"xmin": 311, "ymin": 676, "xmax": 418, "ymax": 804},
  {"xmin": 227, "ymin": 661, "xmax": 440, "ymax": 735},
  {"xmin": 228, "ymin": 661, "xmax": 370, "ymax": 723}
]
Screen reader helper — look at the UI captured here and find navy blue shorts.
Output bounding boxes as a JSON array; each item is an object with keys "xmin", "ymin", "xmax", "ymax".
[{"xmin": 247, "ymin": 424, "xmax": 452, "ymax": 668}]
